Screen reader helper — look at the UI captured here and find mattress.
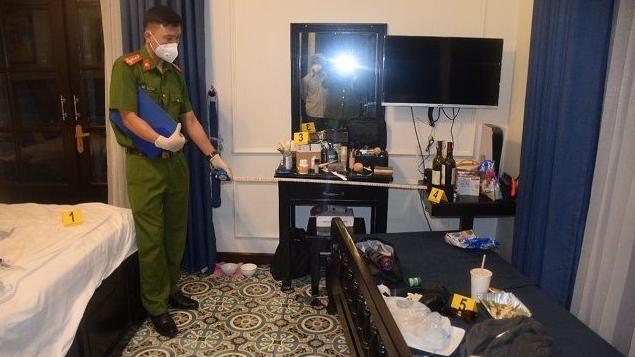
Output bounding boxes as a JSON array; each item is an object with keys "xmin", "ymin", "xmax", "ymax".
[{"xmin": 0, "ymin": 203, "xmax": 137, "ymax": 357}]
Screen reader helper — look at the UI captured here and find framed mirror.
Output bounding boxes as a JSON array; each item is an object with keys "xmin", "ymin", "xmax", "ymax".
[{"xmin": 291, "ymin": 23, "xmax": 387, "ymax": 133}]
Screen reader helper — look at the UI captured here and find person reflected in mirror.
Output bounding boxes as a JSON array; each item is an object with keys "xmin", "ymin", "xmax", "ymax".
[
  {"xmin": 323, "ymin": 54, "xmax": 368, "ymax": 129},
  {"xmin": 301, "ymin": 54, "xmax": 328, "ymax": 129}
]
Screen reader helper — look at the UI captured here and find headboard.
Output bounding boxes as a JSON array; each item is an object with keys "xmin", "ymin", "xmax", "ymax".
[{"xmin": 327, "ymin": 218, "xmax": 411, "ymax": 356}]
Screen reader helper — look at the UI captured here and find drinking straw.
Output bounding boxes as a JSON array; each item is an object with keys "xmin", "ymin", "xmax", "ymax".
[{"xmin": 481, "ymin": 254, "xmax": 486, "ymax": 269}]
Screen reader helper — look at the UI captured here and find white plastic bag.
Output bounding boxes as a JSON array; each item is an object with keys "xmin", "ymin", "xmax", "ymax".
[{"xmin": 383, "ymin": 296, "xmax": 452, "ymax": 351}]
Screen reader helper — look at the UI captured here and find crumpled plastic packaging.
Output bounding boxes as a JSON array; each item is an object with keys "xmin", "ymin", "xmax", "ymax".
[
  {"xmin": 356, "ymin": 240, "xmax": 396, "ymax": 271},
  {"xmin": 444, "ymin": 230, "xmax": 499, "ymax": 250},
  {"xmin": 480, "ymin": 160, "xmax": 497, "ymax": 191},
  {"xmin": 479, "ymin": 291, "xmax": 532, "ymax": 319},
  {"xmin": 421, "ymin": 311, "xmax": 453, "ymax": 350},
  {"xmin": 383, "ymin": 296, "xmax": 452, "ymax": 351},
  {"xmin": 356, "ymin": 240, "xmax": 394, "ymax": 256}
]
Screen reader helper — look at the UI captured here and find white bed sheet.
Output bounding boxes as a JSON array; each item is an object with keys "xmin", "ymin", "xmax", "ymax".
[{"xmin": 0, "ymin": 203, "xmax": 137, "ymax": 357}]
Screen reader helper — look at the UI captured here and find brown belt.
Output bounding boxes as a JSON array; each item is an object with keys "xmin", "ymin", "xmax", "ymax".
[{"xmin": 126, "ymin": 147, "xmax": 178, "ymax": 159}]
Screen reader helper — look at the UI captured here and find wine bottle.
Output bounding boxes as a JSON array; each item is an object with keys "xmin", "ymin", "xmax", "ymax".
[
  {"xmin": 320, "ymin": 143, "xmax": 328, "ymax": 164},
  {"xmin": 432, "ymin": 141, "xmax": 444, "ymax": 189},
  {"xmin": 327, "ymin": 143, "xmax": 338, "ymax": 163},
  {"xmin": 443, "ymin": 142, "xmax": 456, "ymax": 199}
]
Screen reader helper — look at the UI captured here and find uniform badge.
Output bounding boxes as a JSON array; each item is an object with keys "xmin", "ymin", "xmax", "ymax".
[
  {"xmin": 124, "ymin": 53, "xmax": 142, "ymax": 66},
  {"xmin": 143, "ymin": 59, "xmax": 152, "ymax": 71}
]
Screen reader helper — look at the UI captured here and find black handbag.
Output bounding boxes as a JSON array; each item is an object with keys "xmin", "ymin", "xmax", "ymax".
[
  {"xmin": 345, "ymin": 119, "xmax": 387, "ymax": 149},
  {"xmin": 270, "ymin": 228, "xmax": 310, "ymax": 281}
]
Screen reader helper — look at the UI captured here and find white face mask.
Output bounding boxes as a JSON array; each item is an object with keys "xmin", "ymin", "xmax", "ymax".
[
  {"xmin": 149, "ymin": 32, "xmax": 179, "ymax": 63},
  {"xmin": 312, "ymin": 64, "xmax": 322, "ymax": 73}
]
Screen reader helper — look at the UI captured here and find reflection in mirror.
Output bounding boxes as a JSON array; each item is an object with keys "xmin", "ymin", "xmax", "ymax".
[
  {"xmin": 302, "ymin": 32, "xmax": 376, "ymax": 129},
  {"xmin": 21, "ymin": 132, "xmax": 64, "ymax": 183},
  {"xmin": 291, "ymin": 24, "xmax": 386, "ymax": 133},
  {"xmin": 11, "ymin": 74, "xmax": 58, "ymax": 127},
  {"xmin": 4, "ymin": 8, "xmax": 52, "ymax": 66},
  {"xmin": 90, "ymin": 132, "xmax": 107, "ymax": 183}
]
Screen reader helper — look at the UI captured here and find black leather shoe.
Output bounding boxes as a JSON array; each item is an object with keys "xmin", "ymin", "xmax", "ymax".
[
  {"xmin": 169, "ymin": 291, "xmax": 199, "ymax": 310},
  {"xmin": 150, "ymin": 313, "xmax": 177, "ymax": 338}
]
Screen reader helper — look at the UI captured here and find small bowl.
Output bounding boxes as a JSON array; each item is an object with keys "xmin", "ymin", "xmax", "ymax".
[
  {"xmin": 221, "ymin": 263, "xmax": 238, "ymax": 275},
  {"xmin": 240, "ymin": 263, "xmax": 257, "ymax": 277}
]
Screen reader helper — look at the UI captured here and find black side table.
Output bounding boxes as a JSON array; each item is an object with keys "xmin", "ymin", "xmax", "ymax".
[
  {"xmin": 420, "ymin": 189, "xmax": 516, "ymax": 230},
  {"xmin": 276, "ymin": 171, "xmax": 392, "ymax": 291}
]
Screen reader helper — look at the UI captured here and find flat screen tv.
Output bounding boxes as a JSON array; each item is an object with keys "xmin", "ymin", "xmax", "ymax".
[{"xmin": 382, "ymin": 35, "xmax": 503, "ymax": 108}]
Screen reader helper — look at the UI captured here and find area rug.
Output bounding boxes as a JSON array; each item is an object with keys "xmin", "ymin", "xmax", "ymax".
[{"xmin": 117, "ymin": 266, "xmax": 350, "ymax": 356}]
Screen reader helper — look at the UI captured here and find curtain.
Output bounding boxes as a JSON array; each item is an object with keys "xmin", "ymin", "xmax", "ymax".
[
  {"xmin": 571, "ymin": 1, "xmax": 635, "ymax": 355},
  {"xmin": 512, "ymin": 0, "xmax": 615, "ymax": 307},
  {"xmin": 101, "ymin": 0, "xmax": 128, "ymax": 207},
  {"xmin": 119, "ymin": 0, "xmax": 216, "ymax": 272}
]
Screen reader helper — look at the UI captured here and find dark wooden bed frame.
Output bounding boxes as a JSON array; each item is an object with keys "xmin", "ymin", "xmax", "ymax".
[
  {"xmin": 66, "ymin": 253, "xmax": 143, "ymax": 357},
  {"xmin": 326, "ymin": 218, "xmax": 412, "ymax": 356}
]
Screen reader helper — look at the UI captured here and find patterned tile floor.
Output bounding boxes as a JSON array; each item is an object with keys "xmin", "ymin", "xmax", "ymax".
[{"xmin": 117, "ymin": 266, "xmax": 350, "ymax": 356}]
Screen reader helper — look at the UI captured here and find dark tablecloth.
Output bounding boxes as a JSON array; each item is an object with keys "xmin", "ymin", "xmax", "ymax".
[{"xmin": 360, "ymin": 231, "xmax": 622, "ymax": 357}]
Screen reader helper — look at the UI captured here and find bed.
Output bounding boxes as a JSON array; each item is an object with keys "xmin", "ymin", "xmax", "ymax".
[
  {"xmin": 326, "ymin": 218, "xmax": 622, "ymax": 356},
  {"xmin": 0, "ymin": 203, "xmax": 141, "ymax": 357}
]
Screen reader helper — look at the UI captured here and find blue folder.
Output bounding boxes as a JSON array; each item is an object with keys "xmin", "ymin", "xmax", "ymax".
[{"xmin": 110, "ymin": 88, "xmax": 178, "ymax": 159}]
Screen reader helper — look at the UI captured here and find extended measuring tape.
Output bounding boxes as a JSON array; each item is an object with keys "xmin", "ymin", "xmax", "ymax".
[{"xmin": 233, "ymin": 176, "xmax": 426, "ymax": 191}]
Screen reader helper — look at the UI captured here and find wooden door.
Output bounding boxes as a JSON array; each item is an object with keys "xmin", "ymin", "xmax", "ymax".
[
  {"xmin": 64, "ymin": 0, "xmax": 107, "ymax": 202},
  {"xmin": 0, "ymin": 0, "xmax": 106, "ymax": 203}
]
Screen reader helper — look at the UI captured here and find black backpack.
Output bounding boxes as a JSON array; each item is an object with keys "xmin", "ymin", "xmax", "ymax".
[{"xmin": 270, "ymin": 228, "xmax": 310, "ymax": 281}]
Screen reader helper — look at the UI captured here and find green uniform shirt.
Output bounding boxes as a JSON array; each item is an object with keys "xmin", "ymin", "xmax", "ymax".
[
  {"xmin": 109, "ymin": 46, "xmax": 193, "ymax": 148},
  {"xmin": 324, "ymin": 74, "xmax": 366, "ymax": 121}
]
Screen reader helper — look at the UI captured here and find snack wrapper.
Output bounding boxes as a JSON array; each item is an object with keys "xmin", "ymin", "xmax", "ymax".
[
  {"xmin": 480, "ymin": 160, "xmax": 499, "ymax": 200},
  {"xmin": 479, "ymin": 291, "xmax": 532, "ymax": 319},
  {"xmin": 444, "ymin": 230, "xmax": 499, "ymax": 250}
]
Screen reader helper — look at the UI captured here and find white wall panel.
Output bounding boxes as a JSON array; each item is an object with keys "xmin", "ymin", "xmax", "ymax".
[{"xmin": 234, "ymin": 183, "xmax": 279, "ymax": 239}]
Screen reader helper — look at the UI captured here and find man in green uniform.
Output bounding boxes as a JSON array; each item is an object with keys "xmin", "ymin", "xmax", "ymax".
[{"xmin": 109, "ymin": 6, "xmax": 231, "ymax": 337}]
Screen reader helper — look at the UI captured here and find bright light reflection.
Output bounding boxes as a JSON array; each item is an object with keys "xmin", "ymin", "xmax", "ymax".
[{"xmin": 333, "ymin": 54, "xmax": 359, "ymax": 74}]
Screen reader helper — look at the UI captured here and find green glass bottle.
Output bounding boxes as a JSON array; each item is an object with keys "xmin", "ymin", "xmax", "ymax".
[
  {"xmin": 432, "ymin": 141, "xmax": 444, "ymax": 189},
  {"xmin": 443, "ymin": 142, "xmax": 456, "ymax": 199}
]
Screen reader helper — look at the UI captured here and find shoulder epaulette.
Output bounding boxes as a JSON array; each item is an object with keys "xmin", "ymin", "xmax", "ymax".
[{"xmin": 124, "ymin": 53, "xmax": 143, "ymax": 66}]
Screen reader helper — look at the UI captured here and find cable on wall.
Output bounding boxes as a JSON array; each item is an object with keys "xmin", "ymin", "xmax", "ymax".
[
  {"xmin": 411, "ymin": 107, "xmax": 428, "ymax": 173},
  {"xmin": 441, "ymin": 107, "xmax": 461, "ymax": 143}
]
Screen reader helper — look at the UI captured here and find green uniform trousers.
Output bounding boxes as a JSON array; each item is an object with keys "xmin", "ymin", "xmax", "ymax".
[{"xmin": 126, "ymin": 151, "xmax": 189, "ymax": 316}]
